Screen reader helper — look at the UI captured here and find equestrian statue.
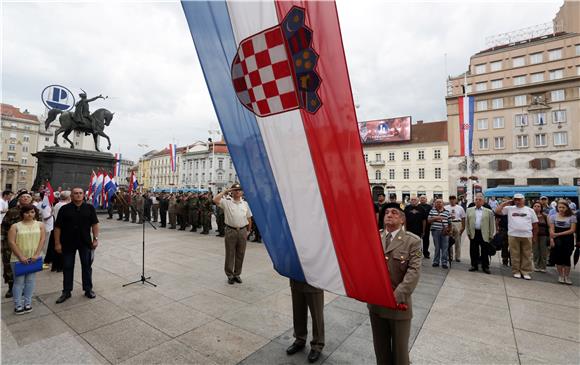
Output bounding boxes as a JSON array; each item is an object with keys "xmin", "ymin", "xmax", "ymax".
[{"xmin": 44, "ymin": 89, "xmax": 114, "ymax": 152}]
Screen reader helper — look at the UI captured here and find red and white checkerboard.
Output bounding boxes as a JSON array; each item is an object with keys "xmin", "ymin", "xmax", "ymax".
[{"xmin": 232, "ymin": 27, "xmax": 299, "ymax": 117}]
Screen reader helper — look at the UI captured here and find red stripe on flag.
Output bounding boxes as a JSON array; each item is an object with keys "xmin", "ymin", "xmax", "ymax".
[
  {"xmin": 458, "ymin": 96, "xmax": 465, "ymax": 156},
  {"xmin": 275, "ymin": 1, "xmax": 396, "ymax": 308}
]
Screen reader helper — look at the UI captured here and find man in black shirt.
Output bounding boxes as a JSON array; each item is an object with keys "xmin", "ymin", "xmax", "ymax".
[
  {"xmin": 404, "ymin": 195, "xmax": 427, "ymax": 238},
  {"xmin": 374, "ymin": 193, "xmax": 387, "ymax": 230},
  {"xmin": 54, "ymin": 187, "xmax": 99, "ymax": 303},
  {"xmin": 419, "ymin": 195, "xmax": 432, "ymax": 259}
]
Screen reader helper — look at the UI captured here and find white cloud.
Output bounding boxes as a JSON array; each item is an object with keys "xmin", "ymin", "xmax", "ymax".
[{"xmin": 2, "ymin": 0, "xmax": 562, "ymax": 161}]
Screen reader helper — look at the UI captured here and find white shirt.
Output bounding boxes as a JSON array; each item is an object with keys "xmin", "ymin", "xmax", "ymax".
[
  {"xmin": 474, "ymin": 206, "xmax": 483, "ymax": 229},
  {"xmin": 34, "ymin": 201, "xmax": 54, "ymax": 232},
  {"xmin": 0, "ymin": 198, "xmax": 9, "ymax": 222},
  {"xmin": 53, "ymin": 201, "xmax": 70, "ymax": 221},
  {"xmin": 501, "ymin": 205, "xmax": 538, "ymax": 238},
  {"xmin": 445, "ymin": 204, "xmax": 465, "ymax": 221},
  {"xmin": 218, "ymin": 197, "xmax": 252, "ymax": 228}
]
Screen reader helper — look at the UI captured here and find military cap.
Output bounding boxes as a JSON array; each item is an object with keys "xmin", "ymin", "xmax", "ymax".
[
  {"xmin": 383, "ymin": 202, "xmax": 403, "ymax": 212},
  {"xmin": 230, "ymin": 183, "xmax": 242, "ymax": 191}
]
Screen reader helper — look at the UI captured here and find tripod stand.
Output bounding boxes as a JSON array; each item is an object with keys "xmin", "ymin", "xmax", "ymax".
[{"xmin": 122, "ymin": 196, "xmax": 157, "ymax": 288}]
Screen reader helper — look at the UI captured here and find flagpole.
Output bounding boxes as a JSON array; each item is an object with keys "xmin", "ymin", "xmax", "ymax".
[{"xmin": 464, "ymin": 73, "xmax": 473, "ymax": 205}]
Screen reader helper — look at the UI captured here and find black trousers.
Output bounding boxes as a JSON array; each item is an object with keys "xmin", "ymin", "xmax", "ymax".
[
  {"xmin": 62, "ymin": 245, "xmax": 93, "ymax": 293},
  {"xmin": 159, "ymin": 209, "xmax": 167, "ymax": 227},
  {"xmin": 470, "ymin": 230, "xmax": 489, "ymax": 269},
  {"xmin": 422, "ymin": 224, "xmax": 431, "ymax": 257}
]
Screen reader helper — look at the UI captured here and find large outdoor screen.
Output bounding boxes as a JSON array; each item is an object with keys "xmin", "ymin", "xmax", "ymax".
[{"xmin": 359, "ymin": 116, "xmax": 412, "ymax": 144}]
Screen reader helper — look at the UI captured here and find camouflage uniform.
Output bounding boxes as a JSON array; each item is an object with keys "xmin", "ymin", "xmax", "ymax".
[
  {"xmin": 130, "ymin": 193, "xmax": 138, "ymax": 223},
  {"xmin": 216, "ymin": 205, "xmax": 225, "ymax": 236},
  {"xmin": 168, "ymin": 196, "xmax": 177, "ymax": 229},
  {"xmin": 1, "ymin": 206, "xmax": 41, "ymax": 289},
  {"xmin": 188, "ymin": 194, "xmax": 200, "ymax": 232},
  {"xmin": 200, "ymin": 194, "xmax": 213, "ymax": 234}
]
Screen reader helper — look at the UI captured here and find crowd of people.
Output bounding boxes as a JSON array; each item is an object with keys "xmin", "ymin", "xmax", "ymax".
[{"xmin": 375, "ymin": 192, "xmax": 579, "ymax": 284}]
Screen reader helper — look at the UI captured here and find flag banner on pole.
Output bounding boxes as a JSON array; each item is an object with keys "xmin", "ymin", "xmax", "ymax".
[
  {"xmin": 114, "ymin": 153, "xmax": 121, "ymax": 178},
  {"xmin": 169, "ymin": 144, "xmax": 177, "ymax": 173},
  {"xmin": 181, "ymin": 0, "xmax": 396, "ymax": 307},
  {"xmin": 458, "ymin": 95, "xmax": 474, "ymax": 157}
]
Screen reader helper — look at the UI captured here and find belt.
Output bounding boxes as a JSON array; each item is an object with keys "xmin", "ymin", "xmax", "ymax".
[
  {"xmin": 226, "ymin": 224, "xmax": 248, "ymax": 231},
  {"xmin": 452, "ymin": 220, "xmax": 462, "ymax": 222}
]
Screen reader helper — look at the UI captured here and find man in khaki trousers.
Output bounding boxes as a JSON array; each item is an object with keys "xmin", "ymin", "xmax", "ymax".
[
  {"xmin": 368, "ymin": 203, "xmax": 422, "ymax": 365},
  {"xmin": 213, "ymin": 184, "xmax": 252, "ymax": 285}
]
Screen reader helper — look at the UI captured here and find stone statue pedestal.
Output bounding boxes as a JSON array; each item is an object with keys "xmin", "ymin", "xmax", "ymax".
[{"xmin": 32, "ymin": 147, "xmax": 115, "ymax": 191}]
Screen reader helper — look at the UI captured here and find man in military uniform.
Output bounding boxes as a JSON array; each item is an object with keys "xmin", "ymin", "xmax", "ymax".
[
  {"xmin": 158, "ymin": 193, "xmax": 168, "ymax": 228},
  {"xmin": 123, "ymin": 190, "xmax": 131, "ymax": 221},
  {"xmin": 216, "ymin": 203, "xmax": 225, "ymax": 237},
  {"xmin": 135, "ymin": 193, "xmax": 144, "ymax": 224},
  {"xmin": 188, "ymin": 193, "xmax": 199, "ymax": 232},
  {"xmin": 130, "ymin": 192, "xmax": 138, "ymax": 223},
  {"xmin": 286, "ymin": 279, "xmax": 325, "ymax": 363},
  {"xmin": 368, "ymin": 203, "xmax": 422, "ymax": 365},
  {"xmin": 115, "ymin": 190, "xmax": 125, "ymax": 221},
  {"xmin": 200, "ymin": 193, "xmax": 213, "ymax": 234},
  {"xmin": 1, "ymin": 191, "xmax": 41, "ymax": 298},
  {"xmin": 168, "ymin": 194, "xmax": 177, "ymax": 229},
  {"xmin": 177, "ymin": 195, "xmax": 187, "ymax": 230}
]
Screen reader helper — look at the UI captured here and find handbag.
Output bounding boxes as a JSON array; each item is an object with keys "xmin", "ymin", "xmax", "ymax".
[{"xmin": 14, "ymin": 257, "xmax": 44, "ymax": 276}]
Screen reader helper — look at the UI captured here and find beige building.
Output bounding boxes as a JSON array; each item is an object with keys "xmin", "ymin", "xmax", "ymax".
[
  {"xmin": 181, "ymin": 140, "xmax": 237, "ymax": 192},
  {"xmin": 446, "ymin": 6, "xmax": 580, "ymax": 193},
  {"xmin": 363, "ymin": 121, "xmax": 449, "ymax": 201}
]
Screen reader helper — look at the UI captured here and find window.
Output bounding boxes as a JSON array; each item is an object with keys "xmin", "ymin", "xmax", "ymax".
[
  {"xmin": 478, "ymin": 138, "xmax": 489, "ymax": 150},
  {"xmin": 576, "ymin": 44, "xmax": 580, "ymax": 55},
  {"xmin": 229, "ymin": 173, "xmax": 232, "ymax": 181},
  {"xmin": 375, "ymin": 153, "xmax": 382, "ymax": 161},
  {"xmin": 548, "ymin": 48, "xmax": 562, "ymax": 61},
  {"xmin": 490, "ymin": 60, "xmax": 502, "ymax": 71},
  {"xmin": 229, "ymin": 160, "xmax": 233, "ymax": 168},
  {"xmin": 418, "ymin": 150, "xmax": 425, "ymax": 160},
  {"xmin": 209, "ymin": 160, "xmax": 212, "ymax": 168},
  {"xmin": 552, "ymin": 110, "xmax": 567, "ymax": 123},
  {"xmin": 21, "ymin": 157, "xmax": 27, "ymax": 164},
  {"xmin": 403, "ymin": 152, "xmax": 409, "ymax": 161},
  {"xmin": 550, "ymin": 89, "xmax": 565, "ymax": 102},
  {"xmin": 532, "ymin": 112, "xmax": 547, "ymax": 125},
  {"xmin": 403, "ymin": 169, "xmax": 410, "ymax": 179},
  {"xmin": 489, "ymin": 160, "xmax": 512, "ymax": 171},
  {"xmin": 22, "ymin": 135, "xmax": 30, "ymax": 143},
  {"xmin": 512, "ymin": 57, "xmax": 525, "ymax": 68},
  {"xmin": 22, "ymin": 146, "xmax": 28, "ymax": 152},
  {"xmin": 530, "ymin": 52, "xmax": 543, "ymax": 64},
  {"xmin": 516, "ymin": 135, "xmax": 529, "ymax": 148},
  {"xmin": 513, "ymin": 75, "xmax": 526, "ymax": 86},
  {"xmin": 494, "ymin": 137, "xmax": 505, "ymax": 149},
  {"xmin": 515, "ymin": 114, "xmax": 528, "ymax": 127},
  {"xmin": 418, "ymin": 168, "xmax": 425, "ymax": 179},
  {"xmin": 529, "ymin": 158, "xmax": 555, "ymax": 170},
  {"xmin": 514, "ymin": 95, "xmax": 527, "ymax": 106},
  {"xmin": 434, "ymin": 168, "xmax": 441, "ymax": 179},
  {"xmin": 531, "ymin": 72, "xmax": 544, "ymax": 83},
  {"xmin": 477, "ymin": 118, "xmax": 488, "ymax": 130},
  {"xmin": 474, "ymin": 64, "xmax": 486, "ymax": 74},
  {"xmin": 549, "ymin": 69, "xmax": 563, "ymax": 80},
  {"xmin": 475, "ymin": 82, "xmax": 487, "ymax": 91},
  {"xmin": 201, "ymin": 173, "xmax": 205, "ymax": 181},
  {"xmin": 45, "ymin": 137, "xmax": 50, "ymax": 142},
  {"xmin": 434, "ymin": 149, "xmax": 441, "ymax": 159},
  {"xmin": 535, "ymin": 133, "xmax": 547, "ymax": 147},
  {"xmin": 218, "ymin": 159, "xmax": 223, "ymax": 169},
  {"xmin": 465, "ymin": 84, "xmax": 472, "ymax": 93},
  {"xmin": 553, "ymin": 132, "xmax": 568, "ymax": 146},
  {"xmin": 492, "ymin": 98, "xmax": 503, "ymax": 109},
  {"xmin": 493, "ymin": 117, "xmax": 505, "ymax": 129},
  {"xmin": 364, "ymin": 154, "xmax": 368, "ymax": 162},
  {"xmin": 375, "ymin": 170, "xmax": 382, "ymax": 180},
  {"xmin": 476, "ymin": 100, "xmax": 487, "ymax": 111},
  {"xmin": 202, "ymin": 160, "xmax": 205, "ymax": 169},
  {"xmin": 7, "ymin": 154, "xmax": 15, "ymax": 162},
  {"xmin": 491, "ymin": 79, "xmax": 503, "ymax": 89},
  {"xmin": 8, "ymin": 145, "xmax": 15, "ymax": 151},
  {"xmin": 388, "ymin": 152, "xmax": 395, "ymax": 161},
  {"xmin": 389, "ymin": 169, "xmax": 395, "ymax": 180}
]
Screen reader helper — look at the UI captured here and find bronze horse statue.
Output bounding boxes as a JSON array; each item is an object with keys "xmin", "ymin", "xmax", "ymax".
[{"xmin": 44, "ymin": 108, "xmax": 114, "ymax": 152}]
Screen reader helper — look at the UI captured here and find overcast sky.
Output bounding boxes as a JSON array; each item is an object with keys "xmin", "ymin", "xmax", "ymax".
[{"xmin": 2, "ymin": 0, "xmax": 562, "ymax": 161}]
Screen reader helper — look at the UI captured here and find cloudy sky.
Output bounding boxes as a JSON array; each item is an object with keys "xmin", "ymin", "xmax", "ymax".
[{"xmin": 2, "ymin": 0, "xmax": 562, "ymax": 161}]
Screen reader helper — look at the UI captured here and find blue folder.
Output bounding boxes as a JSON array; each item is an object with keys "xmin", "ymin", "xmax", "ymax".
[{"xmin": 14, "ymin": 258, "xmax": 43, "ymax": 276}]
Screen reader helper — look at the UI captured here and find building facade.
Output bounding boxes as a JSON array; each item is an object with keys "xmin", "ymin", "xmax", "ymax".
[
  {"xmin": 116, "ymin": 158, "xmax": 134, "ymax": 186},
  {"xmin": 363, "ymin": 121, "xmax": 449, "ymax": 202},
  {"xmin": 149, "ymin": 146, "xmax": 186, "ymax": 190},
  {"xmin": 446, "ymin": 8, "xmax": 580, "ymax": 193},
  {"xmin": 181, "ymin": 140, "xmax": 237, "ymax": 192}
]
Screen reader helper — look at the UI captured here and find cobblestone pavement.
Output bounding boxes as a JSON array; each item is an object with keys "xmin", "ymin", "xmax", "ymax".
[{"xmin": 1, "ymin": 218, "xmax": 578, "ymax": 364}]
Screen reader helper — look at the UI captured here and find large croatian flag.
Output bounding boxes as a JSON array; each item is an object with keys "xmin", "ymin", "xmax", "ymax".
[
  {"xmin": 458, "ymin": 95, "xmax": 474, "ymax": 156},
  {"xmin": 182, "ymin": 0, "xmax": 396, "ymax": 307}
]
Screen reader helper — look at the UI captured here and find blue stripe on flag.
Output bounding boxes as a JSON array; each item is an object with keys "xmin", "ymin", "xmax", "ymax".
[{"xmin": 181, "ymin": 0, "xmax": 305, "ymax": 281}]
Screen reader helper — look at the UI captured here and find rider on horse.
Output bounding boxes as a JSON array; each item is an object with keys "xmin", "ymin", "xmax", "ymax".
[{"xmin": 73, "ymin": 90, "xmax": 104, "ymax": 131}]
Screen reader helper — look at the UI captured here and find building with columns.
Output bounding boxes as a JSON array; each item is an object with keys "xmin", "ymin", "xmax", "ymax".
[
  {"xmin": 363, "ymin": 121, "xmax": 449, "ymax": 202},
  {"xmin": 445, "ymin": 4, "xmax": 580, "ymax": 193}
]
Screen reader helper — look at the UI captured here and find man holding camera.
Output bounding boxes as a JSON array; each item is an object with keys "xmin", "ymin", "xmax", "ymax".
[{"xmin": 213, "ymin": 184, "xmax": 252, "ymax": 285}]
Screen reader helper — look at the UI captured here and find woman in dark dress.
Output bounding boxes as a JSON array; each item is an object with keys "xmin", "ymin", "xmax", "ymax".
[{"xmin": 549, "ymin": 200, "xmax": 577, "ymax": 285}]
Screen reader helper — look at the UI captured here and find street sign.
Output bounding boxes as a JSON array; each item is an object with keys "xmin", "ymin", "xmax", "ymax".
[{"xmin": 41, "ymin": 85, "xmax": 75, "ymax": 111}]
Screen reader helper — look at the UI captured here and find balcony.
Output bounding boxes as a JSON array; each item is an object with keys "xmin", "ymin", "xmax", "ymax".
[
  {"xmin": 369, "ymin": 160, "xmax": 385, "ymax": 166},
  {"xmin": 369, "ymin": 179, "xmax": 388, "ymax": 184}
]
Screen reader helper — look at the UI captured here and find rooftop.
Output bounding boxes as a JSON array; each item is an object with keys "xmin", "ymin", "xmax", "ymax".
[{"xmin": 0, "ymin": 103, "xmax": 39, "ymax": 122}]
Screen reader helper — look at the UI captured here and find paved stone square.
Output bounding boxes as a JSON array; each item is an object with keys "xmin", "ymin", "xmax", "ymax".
[{"xmin": 1, "ymin": 218, "xmax": 579, "ymax": 364}]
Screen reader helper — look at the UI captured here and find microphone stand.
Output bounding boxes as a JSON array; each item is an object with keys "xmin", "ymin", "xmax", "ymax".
[{"xmin": 121, "ymin": 194, "xmax": 157, "ymax": 287}]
